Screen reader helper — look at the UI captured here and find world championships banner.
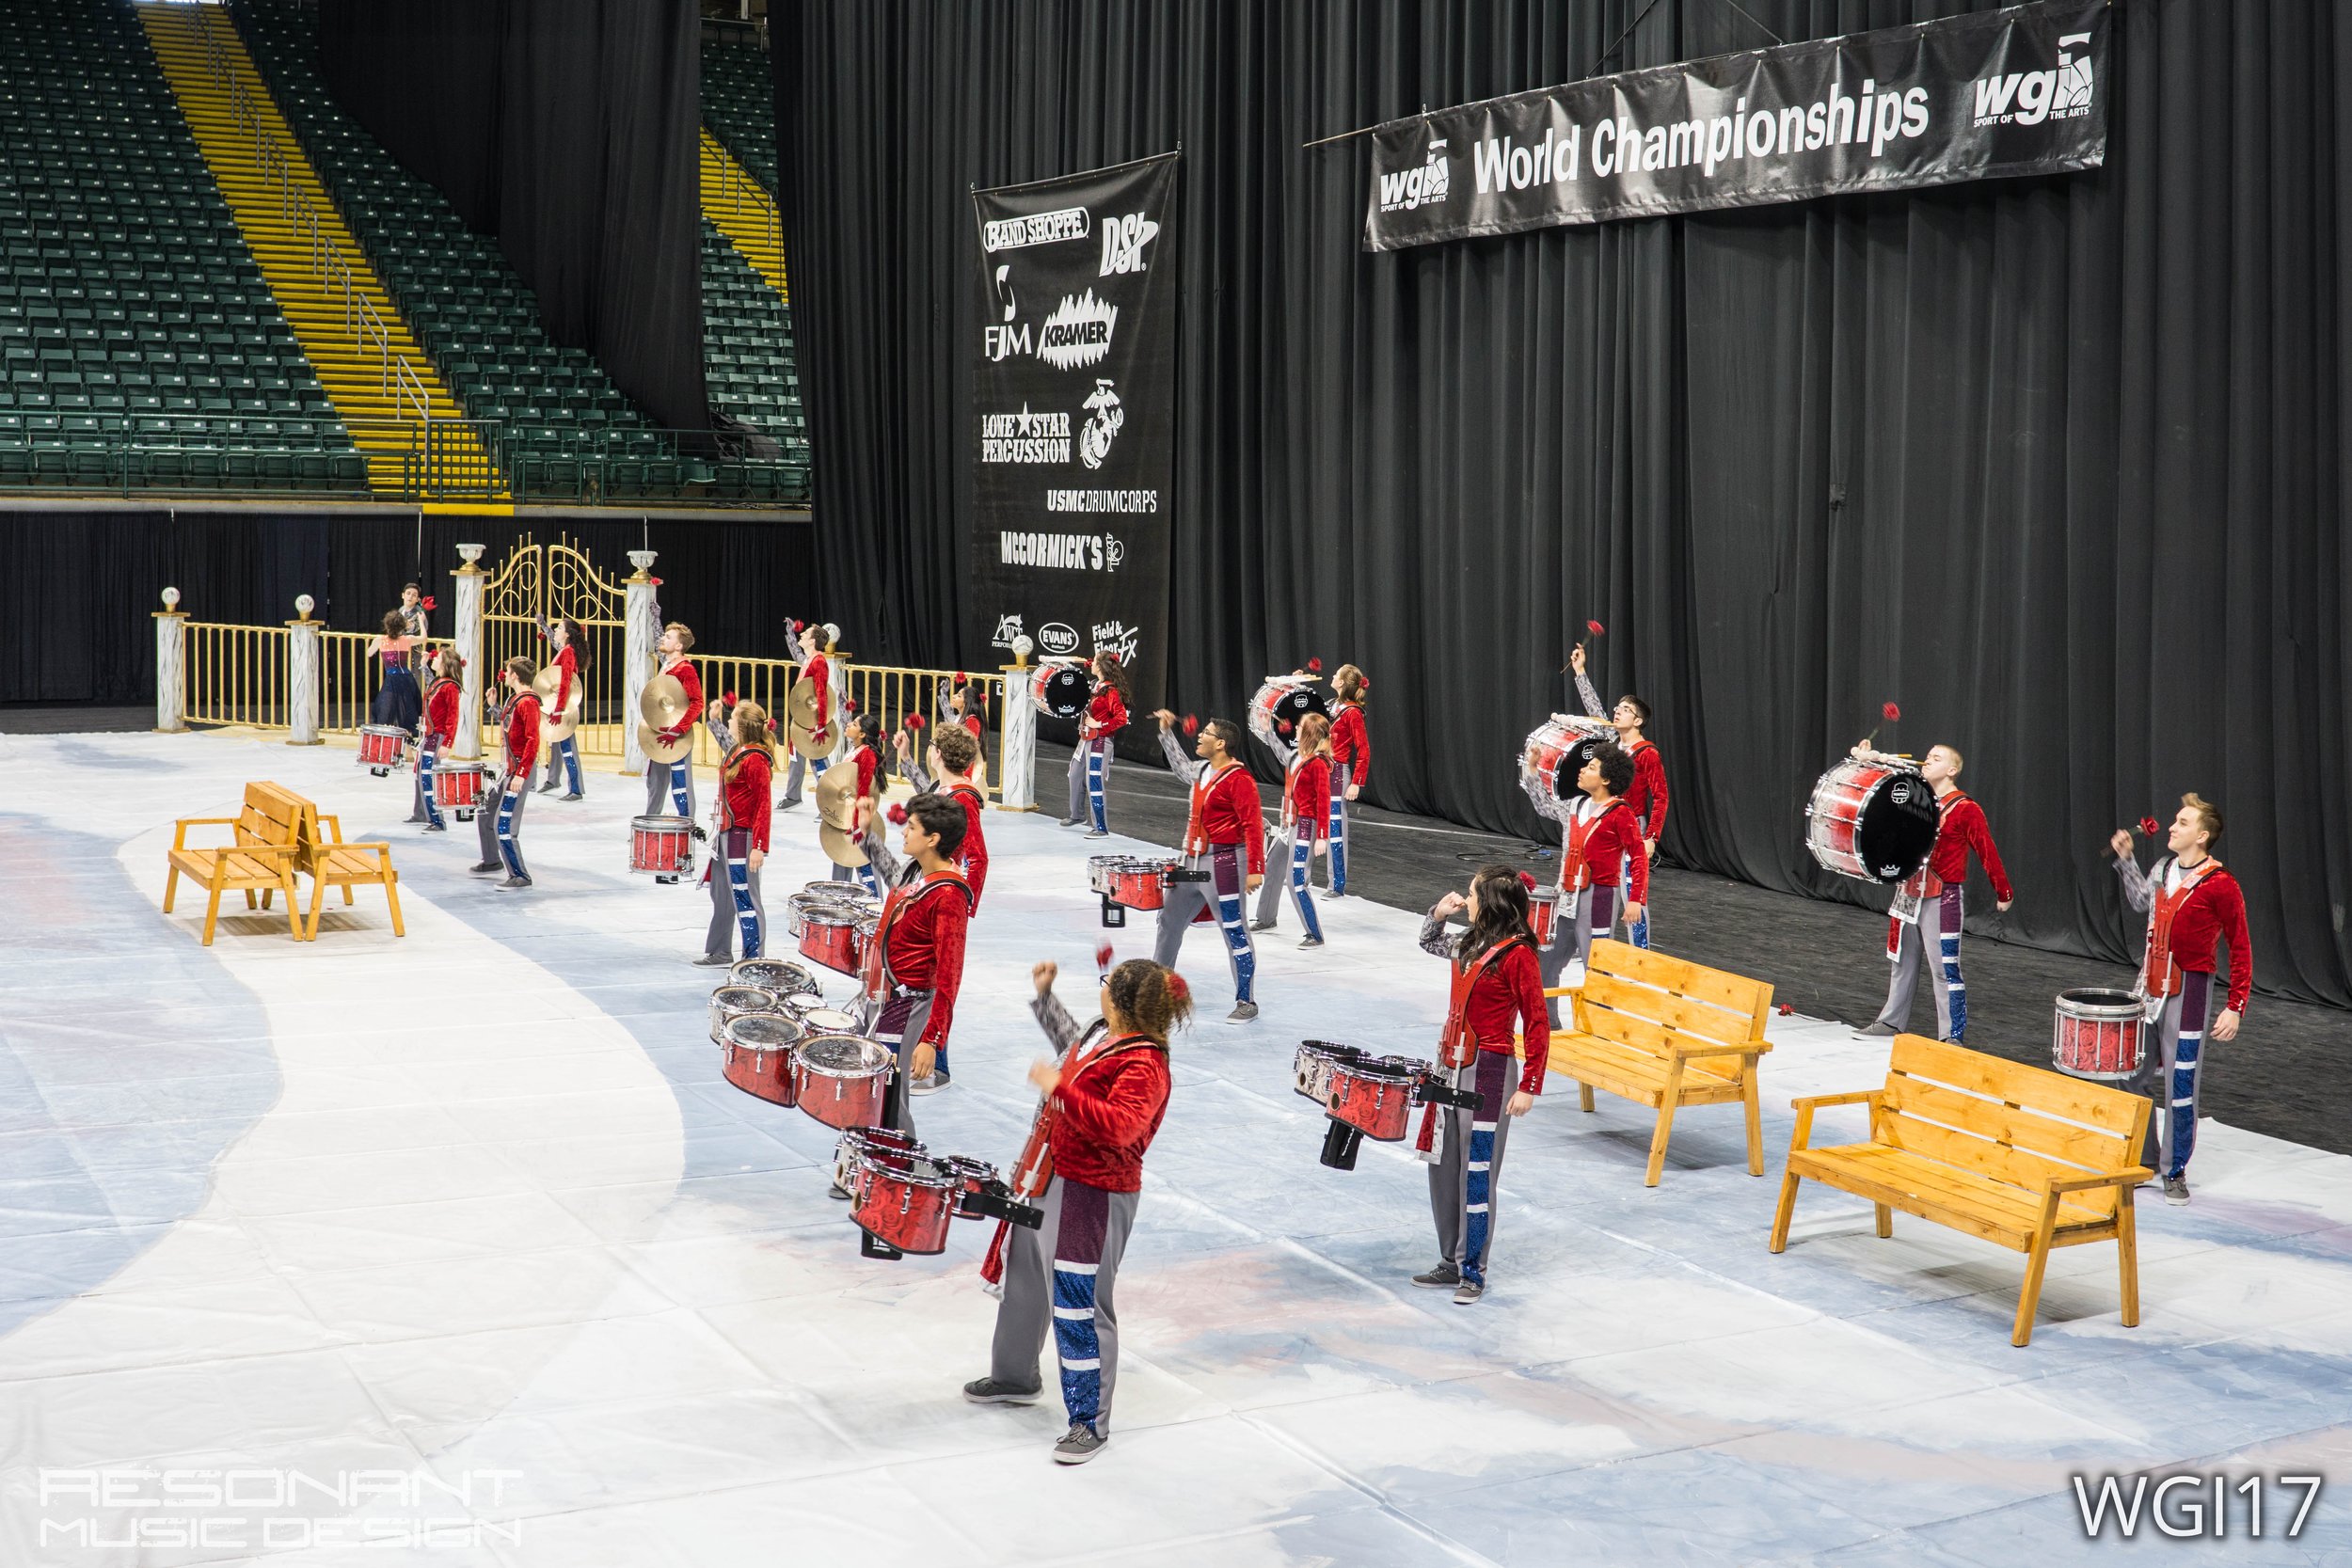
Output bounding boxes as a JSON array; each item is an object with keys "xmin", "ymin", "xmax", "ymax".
[
  {"xmin": 971, "ymin": 153, "xmax": 1180, "ymax": 714},
  {"xmin": 1364, "ymin": 1, "xmax": 2106, "ymax": 250}
]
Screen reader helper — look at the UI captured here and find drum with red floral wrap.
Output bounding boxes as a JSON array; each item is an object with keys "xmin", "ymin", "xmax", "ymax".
[
  {"xmin": 1326, "ymin": 1054, "xmax": 1426, "ymax": 1142},
  {"xmin": 2051, "ymin": 988, "xmax": 2145, "ymax": 1081},
  {"xmin": 1028, "ymin": 658, "xmax": 1090, "ymax": 719},
  {"xmin": 1803, "ymin": 756, "xmax": 1939, "ymax": 883},
  {"xmin": 834, "ymin": 1126, "xmax": 918, "ymax": 1194},
  {"xmin": 791, "ymin": 1033, "xmax": 894, "ymax": 1130},
  {"xmin": 721, "ymin": 1012, "xmax": 806, "ymax": 1106},
  {"xmin": 707, "ymin": 984, "xmax": 785, "ymax": 1047},
  {"xmin": 1108, "ymin": 857, "xmax": 1176, "ymax": 911},
  {"xmin": 850, "ymin": 1153, "xmax": 961, "ymax": 1255},
  {"xmin": 797, "ymin": 905, "xmax": 872, "ymax": 974},
  {"xmin": 629, "ymin": 815, "xmax": 694, "ymax": 877},
  {"xmin": 358, "ymin": 724, "xmax": 408, "ymax": 775},
  {"xmin": 1518, "ymin": 716, "xmax": 1615, "ymax": 823},
  {"xmin": 434, "ymin": 759, "xmax": 485, "ymax": 819}
]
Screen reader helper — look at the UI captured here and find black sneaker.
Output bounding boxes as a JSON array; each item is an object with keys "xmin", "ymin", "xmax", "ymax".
[
  {"xmin": 535, "ymin": 781, "xmax": 557, "ymax": 794},
  {"xmin": 961, "ymin": 1376, "xmax": 1042, "ymax": 1406},
  {"xmin": 1052, "ymin": 1422, "xmax": 1108, "ymax": 1465},
  {"xmin": 1057, "ymin": 816, "xmax": 1081, "ymax": 828},
  {"xmin": 468, "ymin": 861, "xmax": 502, "ymax": 875},
  {"xmin": 1410, "ymin": 1262, "xmax": 1460, "ymax": 1289},
  {"xmin": 421, "ymin": 822, "xmax": 446, "ymax": 832}
]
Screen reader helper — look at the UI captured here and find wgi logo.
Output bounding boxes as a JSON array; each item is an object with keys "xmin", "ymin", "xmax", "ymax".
[
  {"xmin": 1091, "ymin": 620, "xmax": 1140, "ymax": 663},
  {"xmin": 1376, "ymin": 136, "xmax": 1451, "ymax": 213},
  {"xmin": 1078, "ymin": 380, "xmax": 1122, "ymax": 470},
  {"xmin": 990, "ymin": 613, "xmax": 1025, "ymax": 650},
  {"xmin": 1973, "ymin": 31, "xmax": 2094, "ymax": 126},
  {"xmin": 1038, "ymin": 290, "xmax": 1118, "ymax": 370},
  {"xmin": 1098, "ymin": 210, "xmax": 1159, "ymax": 276}
]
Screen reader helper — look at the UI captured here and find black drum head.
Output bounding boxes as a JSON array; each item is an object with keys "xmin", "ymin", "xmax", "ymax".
[
  {"xmin": 1267, "ymin": 685, "xmax": 1328, "ymax": 727},
  {"xmin": 1038, "ymin": 667, "xmax": 1090, "ymax": 719},
  {"xmin": 1556, "ymin": 736, "xmax": 1608, "ymax": 801},
  {"xmin": 1855, "ymin": 772, "xmax": 1940, "ymax": 881}
]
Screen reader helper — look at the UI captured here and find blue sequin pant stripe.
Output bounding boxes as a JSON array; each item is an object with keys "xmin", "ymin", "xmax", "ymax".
[
  {"xmin": 1287, "ymin": 832, "xmax": 1324, "ymax": 939},
  {"xmin": 545, "ymin": 736, "xmax": 582, "ymax": 795},
  {"xmin": 1148, "ymin": 843, "xmax": 1256, "ymax": 1004},
  {"xmin": 1619, "ymin": 847, "xmax": 1649, "ymax": 948},
  {"xmin": 1327, "ymin": 763, "xmax": 1352, "ymax": 893},
  {"xmin": 1050, "ymin": 1180, "xmax": 1112, "ymax": 1431},
  {"xmin": 1087, "ymin": 743, "xmax": 1109, "ymax": 832},
  {"xmin": 1426, "ymin": 1049, "xmax": 1516, "ymax": 1284},
  {"xmin": 2129, "ymin": 970, "xmax": 2212, "ymax": 1179},
  {"xmin": 416, "ymin": 738, "xmax": 444, "ymax": 829},
  {"xmin": 705, "ymin": 827, "xmax": 762, "ymax": 959},
  {"xmin": 494, "ymin": 781, "xmax": 528, "ymax": 879},
  {"xmin": 1934, "ymin": 884, "xmax": 1967, "ymax": 1042}
]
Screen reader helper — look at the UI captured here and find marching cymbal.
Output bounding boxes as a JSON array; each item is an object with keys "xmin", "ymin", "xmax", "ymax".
[
  {"xmin": 533, "ymin": 667, "xmax": 584, "ymax": 742},
  {"xmin": 814, "ymin": 763, "xmax": 859, "ymax": 832},
  {"xmin": 638, "ymin": 721, "xmax": 691, "ymax": 764},
  {"xmin": 786, "ymin": 673, "xmax": 825, "ymax": 758},
  {"xmin": 818, "ymin": 821, "xmax": 867, "ymax": 869},
  {"xmin": 640, "ymin": 672, "xmax": 691, "ymax": 730}
]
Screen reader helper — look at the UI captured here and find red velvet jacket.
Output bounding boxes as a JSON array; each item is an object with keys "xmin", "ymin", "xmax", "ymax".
[
  {"xmin": 1286, "ymin": 754, "xmax": 1331, "ymax": 839},
  {"xmin": 1188, "ymin": 762, "xmax": 1266, "ymax": 874},
  {"xmin": 502, "ymin": 692, "xmax": 542, "ymax": 775},
  {"xmin": 423, "ymin": 678, "xmax": 459, "ymax": 748},
  {"xmin": 1925, "ymin": 790, "xmax": 2012, "ymax": 903},
  {"xmin": 804, "ymin": 653, "xmax": 832, "ymax": 734},
  {"xmin": 1082, "ymin": 684, "xmax": 1128, "ymax": 740},
  {"xmin": 1031, "ymin": 993, "xmax": 1171, "ymax": 1193},
  {"xmin": 1329, "ymin": 703, "xmax": 1370, "ymax": 784},
  {"xmin": 2120, "ymin": 855, "xmax": 2253, "ymax": 1015},
  {"xmin": 946, "ymin": 780, "xmax": 989, "ymax": 907},
  {"xmin": 548, "ymin": 643, "xmax": 576, "ymax": 716},
  {"xmin": 1626, "ymin": 738, "xmax": 1668, "ymax": 839},
  {"xmin": 1419, "ymin": 924, "xmax": 1550, "ymax": 1096},
  {"xmin": 860, "ymin": 846, "xmax": 973, "ymax": 1049},
  {"xmin": 657, "ymin": 658, "xmax": 704, "ymax": 743},
  {"xmin": 1560, "ymin": 798, "xmax": 1649, "ymax": 900},
  {"xmin": 720, "ymin": 745, "xmax": 774, "ymax": 852}
]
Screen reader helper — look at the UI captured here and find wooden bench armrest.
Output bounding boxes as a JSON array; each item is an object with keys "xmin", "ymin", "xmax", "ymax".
[
  {"xmin": 334, "ymin": 841, "xmax": 396, "ymax": 857},
  {"xmin": 1541, "ymin": 986, "xmax": 1579, "ymax": 1000},
  {"xmin": 1788, "ymin": 1089, "xmax": 1880, "ymax": 1112},
  {"xmin": 1668, "ymin": 1039, "xmax": 1766, "ymax": 1058},
  {"xmin": 171, "ymin": 817, "xmax": 241, "ymax": 849},
  {"xmin": 315, "ymin": 813, "xmax": 346, "ymax": 845},
  {"xmin": 2044, "ymin": 1167, "xmax": 2153, "ymax": 1196}
]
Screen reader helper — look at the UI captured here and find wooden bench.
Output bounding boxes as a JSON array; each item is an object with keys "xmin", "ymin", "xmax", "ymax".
[
  {"xmin": 1770, "ymin": 1035, "xmax": 2152, "ymax": 1346},
  {"xmin": 164, "ymin": 781, "xmax": 308, "ymax": 944},
  {"xmin": 291, "ymin": 802, "xmax": 405, "ymax": 942},
  {"xmin": 1549, "ymin": 940, "xmax": 1773, "ymax": 1185}
]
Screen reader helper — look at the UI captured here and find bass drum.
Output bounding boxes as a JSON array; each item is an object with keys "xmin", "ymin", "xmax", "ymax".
[
  {"xmin": 1246, "ymin": 676, "xmax": 1327, "ymax": 746},
  {"xmin": 1028, "ymin": 658, "xmax": 1091, "ymax": 719},
  {"xmin": 1518, "ymin": 715, "xmax": 1615, "ymax": 824},
  {"xmin": 1804, "ymin": 755, "xmax": 1938, "ymax": 883}
]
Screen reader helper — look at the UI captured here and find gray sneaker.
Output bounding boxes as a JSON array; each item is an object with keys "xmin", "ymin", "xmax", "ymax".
[
  {"xmin": 691, "ymin": 953, "xmax": 733, "ymax": 968},
  {"xmin": 1248, "ymin": 918, "xmax": 1276, "ymax": 932},
  {"xmin": 1052, "ymin": 1422, "xmax": 1108, "ymax": 1465},
  {"xmin": 961, "ymin": 1376, "xmax": 1042, "ymax": 1406},
  {"xmin": 1226, "ymin": 1001, "xmax": 1258, "ymax": 1022},
  {"xmin": 909, "ymin": 1073, "xmax": 949, "ymax": 1097},
  {"xmin": 1410, "ymin": 1262, "xmax": 1460, "ymax": 1289},
  {"xmin": 1851, "ymin": 1022, "xmax": 1900, "ymax": 1039},
  {"xmin": 2162, "ymin": 1176, "xmax": 2190, "ymax": 1206},
  {"xmin": 1453, "ymin": 1278, "xmax": 1486, "ymax": 1306},
  {"xmin": 1298, "ymin": 936, "xmax": 1325, "ymax": 949}
]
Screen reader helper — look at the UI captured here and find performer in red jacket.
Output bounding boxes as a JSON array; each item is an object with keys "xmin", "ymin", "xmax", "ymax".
[
  {"xmin": 962, "ymin": 957, "xmax": 1184, "ymax": 1465},
  {"xmin": 470, "ymin": 657, "xmax": 541, "ymax": 889},
  {"xmin": 1413, "ymin": 865, "xmax": 1549, "ymax": 1304},
  {"xmin": 1535, "ymin": 742, "xmax": 1650, "ymax": 1022},
  {"xmin": 644, "ymin": 623, "xmax": 703, "ymax": 830},
  {"xmin": 1063, "ymin": 652, "xmax": 1130, "ymax": 836},
  {"xmin": 1152, "ymin": 712, "xmax": 1265, "ymax": 1021},
  {"xmin": 829, "ymin": 713, "xmax": 885, "ymax": 896},
  {"xmin": 896, "ymin": 719, "xmax": 989, "ymax": 1097},
  {"xmin": 1571, "ymin": 641, "xmax": 1664, "ymax": 946},
  {"xmin": 853, "ymin": 794, "xmax": 973, "ymax": 1139},
  {"xmin": 410, "ymin": 647, "xmax": 462, "ymax": 832},
  {"xmin": 2109, "ymin": 794, "xmax": 2252, "ymax": 1205},
  {"xmin": 695, "ymin": 698, "xmax": 775, "ymax": 966},
  {"xmin": 1251, "ymin": 708, "xmax": 1332, "ymax": 946},
  {"xmin": 535, "ymin": 618, "xmax": 587, "ymax": 800},
  {"xmin": 1325, "ymin": 664, "xmax": 1370, "ymax": 896},
  {"xmin": 778, "ymin": 621, "xmax": 837, "ymax": 809},
  {"xmin": 1855, "ymin": 742, "xmax": 2013, "ymax": 1043}
]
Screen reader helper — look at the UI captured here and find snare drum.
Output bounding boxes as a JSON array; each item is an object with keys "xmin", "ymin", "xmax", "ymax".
[
  {"xmin": 721, "ymin": 1012, "xmax": 806, "ymax": 1106},
  {"xmin": 798, "ymin": 906, "xmax": 870, "ymax": 974},
  {"xmin": 434, "ymin": 758, "xmax": 485, "ymax": 819},
  {"xmin": 2052, "ymin": 988, "xmax": 2145, "ymax": 1081},
  {"xmin": 1028, "ymin": 658, "xmax": 1090, "ymax": 719},
  {"xmin": 707, "ymin": 984, "xmax": 785, "ymax": 1046},
  {"xmin": 629, "ymin": 815, "xmax": 695, "ymax": 877},
  {"xmin": 358, "ymin": 723, "xmax": 409, "ymax": 776},
  {"xmin": 729, "ymin": 957, "xmax": 821, "ymax": 1001},
  {"xmin": 1804, "ymin": 756, "xmax": 1939, "ymax": 882},
  {"xmin": 791, "ymin": 1034, "xmax": 895, "ymax": 1130},
  {"xmin": 1518, "ymin": 716, "xmax": 1614, "ymax": 824},
  {"xmin": 1326, "ymin": 1054, "xmax": 1425, "ymax": 1142},
  {"xmin": 1107, "ymin": 857, "xmax": 1177, "ymax": 911},
  {"xmin": 797, "ymin": 1006, "xmax": 865, "ymax": 1037},
  {"xmin": 1293, "ymin": 1040, "xmax": 1367, "ymax": 1107},
  {"xmin": 850, "ymin": 1150, "xmax": 961, "ymax": 1255},
  {"xmin": 1247, "ymin": 676, "xmax": 1327, "ymax": 746},
  {"xmin": 1528, "ymin": 886, "xmax": 1559, "ymax": 948}
]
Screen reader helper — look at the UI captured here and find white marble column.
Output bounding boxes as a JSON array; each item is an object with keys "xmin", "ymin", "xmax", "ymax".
[
  {"xmin": 624, "ymin": 550, "xmax": 660, "ymax": 776},
  {"xmin": 998, "ymin": 643, "xmax": 1037, "ymax": 810},
  {"xmin": 153, "ymin": 588, "xmax": 187, "ymax": 734},
  {"xmin": 286, "ymin": 598, "xmax": 322, "ymax": 746},
  {"xmin": 453, "ymin": 544, "xmax": 486, "ymax": 758}
]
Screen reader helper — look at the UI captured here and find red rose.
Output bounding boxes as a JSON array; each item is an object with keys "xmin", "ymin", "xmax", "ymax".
[
  {"xmin": 1882, "ymin": 702, "xmax": 1901, "ymax": 721},
  {"xmin": 1307, "ymin": 657, "xmax": 1324, "ymax": 673},
  {"xmin": 1276, "ymin": 718, "xmax": 1293, "ymax": 735},
  {"xmin": 1517, "ymin": 871, "xmax": 1536, "ymax": 892},
  {"xmin": 1586, "ymin": 620, "xmax": 1605, "ymax": 637},
  {"xmin": 2138, "ymin": 816, "xmax": 2162, "ymax": 836},
  {"xmin": 1167, "ymin": 974, "xmax": 1190, "ymax": 1001},
  {"xmin": 886, "ymin": 802, "xmax": 909, "ymax": 826},
  {"xmin": 844, "ymin": 699, "xmax": 859, "ymax": 715},
  {"xmin": 649, "ymin": 577, "xmax": 663, "ymax": 587},
  {"xmin": 954, "ymin": 671, "xmax": 969, "ymax": 685},
  {"xmin": 1094, "ymin": 942, "xmax": 1115, "ymax": 970},
  {"xmin": 1181, "ymin": 714, "xmax": 1200, "ymax": 736},
  {"xmin": 1777, "ymin": 1003, "xmax": 1794, "ymax": 1016},
  {"xmin": 909, "ymin": 713, "xmax": 927, "ymax": 729},
  {"xmin": 1359, "ymin": 679, "xmax": 1371, "ymax": 694},
  {"xmin": 420, "ymin": 595, "xmax": 437, "ymax": 612},
  {"xmin": 723, "ymin": 689, "xmax": 738, "ymax": 706}
]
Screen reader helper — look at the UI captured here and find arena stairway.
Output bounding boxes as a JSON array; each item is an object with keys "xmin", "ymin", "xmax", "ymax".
[
  {"xmin": 0, "ymin": 0, "xmax": 358, "ymax": 493},
  {"xmin": 697, "ymin": 136, "xmax": 809, "ymax": 493},
  {"xmin": 139, "ymin": 3, "xmax": 492, "ymax": 499}
]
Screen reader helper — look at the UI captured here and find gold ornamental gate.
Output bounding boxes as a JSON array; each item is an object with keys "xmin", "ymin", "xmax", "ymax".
[{"xmin": 481, "ymin": 535, "xmax": 631, "ymax": 762}]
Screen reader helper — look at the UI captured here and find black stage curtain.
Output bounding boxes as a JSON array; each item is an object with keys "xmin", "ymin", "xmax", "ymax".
[
  {"xmin": 315, "ymin": 0, "xmax": 710, "ymax": 430},
  {"xmin": 774, "ymin": 0, "xmax": 2352, "ymax": 1007},
  {"xmin": 3, "ymin": 512, "xmax": 815, "ymax": 706}
]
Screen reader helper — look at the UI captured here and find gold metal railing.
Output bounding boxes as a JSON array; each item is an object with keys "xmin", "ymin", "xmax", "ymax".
[
  {"xmin": 184, "ymin": 621, "xmax": 289, "ymax": 731},
  {"xmin": 687, "ymin": 655, "xmax": 1008, "ymax": 795},
  {"xmin": 319, "ymin": 629, "xmax": 382, "ymax": 736}
]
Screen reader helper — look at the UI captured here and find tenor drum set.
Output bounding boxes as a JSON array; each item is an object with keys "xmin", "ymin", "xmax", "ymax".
[
  {"xmin": 1086, "ymin": 852, "xmax": 1195, "ymax": 928},
  {"xmin": 833, "ymin": 1127, "xmax": 1041, "ymax": 1259},
  {"xmin": 1294, "ymin": 1039, "xmax": 1475, "ymax": 1171},
  {"xmin": 790, "ymin": 881, "xmax": 880, "ymax": 974}
]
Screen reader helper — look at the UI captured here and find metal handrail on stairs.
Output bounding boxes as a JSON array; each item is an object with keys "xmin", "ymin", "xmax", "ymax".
[
  {"xmin": 707, "ymin": 139, "xmax": 784, "ymax": 278},
  {"xmin": 186, "ymin": 8, "xmax": 435, "ymax": 430}
]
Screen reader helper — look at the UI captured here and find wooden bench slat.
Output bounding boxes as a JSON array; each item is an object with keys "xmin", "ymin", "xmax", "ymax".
[
  {"xmin": 1828, "ymin": 1141, "xmax": 2117, "ymax": 1229},
  {"xmin": 1888, "ymin": 1035, "xmax": 2144, "ymax": 1138},
  {"xmin": 1884, "ymin": 1073, "xmax": 2137, "ymax": 1176},
  {"xmin": 1579, "ymin": 970, "xmax": 1756, "ymax": 1049},
  {"xmin": 1794, "ymin": 1144, "xmax": 2116, "ymax": 1242},
  {"xmin": 1590, "ymin": 941, "xmax": 1772, "ymax": 1017},
  {"xmin": 1876, "ymin": 1107, "xmax": 2110, "ymax": 1210}
]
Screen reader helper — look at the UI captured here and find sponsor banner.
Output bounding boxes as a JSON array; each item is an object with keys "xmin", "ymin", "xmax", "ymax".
[
  {"xmin": 1363, "ymin": 1, "xmax": 2106, "ymax": 250},
  {"xmin": 973, "ymin": 152, "xmax": 1179, "ymax": 714}
]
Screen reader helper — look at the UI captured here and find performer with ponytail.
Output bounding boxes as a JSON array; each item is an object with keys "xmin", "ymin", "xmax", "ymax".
[
  {"xmin": 851, "ymin": 794, "xmax": 974, "ymax": 1140},
  {"xmin": 408, "ymin": 647, "xmax": 462, "ymax": 832},
  {"xmin": 1536, "ymin": 742, "xmax": 1650, "ymax": 1023},
  {"xmin": 962, "ymin": 957, "xmax": 1184, "ymax": 1465},
  {"xmin": 1570, "ymin": 641, "xmax": 1664, "ymax": 947},
  {"xmin": 829, "ymin": 710, "xmax": 885, "ymax": 896},
  {"xmin": 1413, "ymin": 865, "xmax": 1548, "ymax": 1304},
  {"xmin": 1151, "ymin": 710, "xmax": 1264, "ymax": 1022},
  {"xmin": 1326, "ymin": 664, "xmax": 1370, "ymax": 897},
  {"xmin": 536, "ymin": 617, "xmax": 587, "ymax": 800},
  {"xmin": 693, "ymin": 698, "xmax": 775, "ymax": 967},
  {"xmin": 895, "ymin": 719, "xmax": 989, "ymax": 1096},
  {"xmin": 1063, "ymin": 651, "xmax": 1130, "ymax": 836},
  {"xmin": 1250, "ymin": 708, "xmax": 1331, "ymax": 946},
  {"xmin": 940, "ymin": 674, "xmax": 990, "ymax": 790}
]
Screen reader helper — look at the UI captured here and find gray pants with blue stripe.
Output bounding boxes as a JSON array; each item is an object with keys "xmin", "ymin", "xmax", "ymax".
[{"xmin": 989, "ymin": 1175, "xmax": 1139, "ymax": 1433}]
